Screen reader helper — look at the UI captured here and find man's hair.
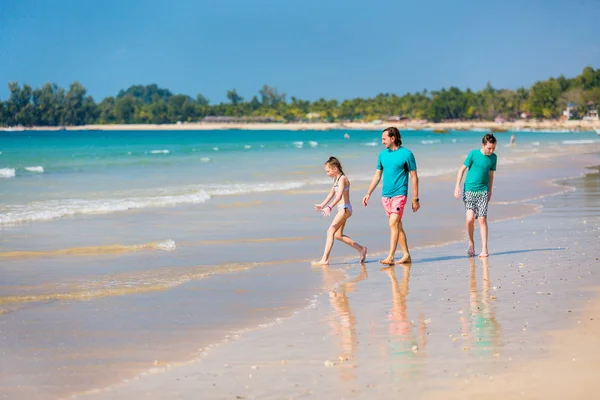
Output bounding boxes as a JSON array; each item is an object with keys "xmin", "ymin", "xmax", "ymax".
[
  {"xmin": 383, "ymin": 127, "xmax": 402, "ymax": 146},
  {"xmin": 482, "ymin": 133, "xmax": 497, "ymax": 145}
]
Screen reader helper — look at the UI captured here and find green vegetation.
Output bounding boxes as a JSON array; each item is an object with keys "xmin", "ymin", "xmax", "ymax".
[{"xmin": 1, "ymin": 67, "xmax": 599, "ymax": 126}]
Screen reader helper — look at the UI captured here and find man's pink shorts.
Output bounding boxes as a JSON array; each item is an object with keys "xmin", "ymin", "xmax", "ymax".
[{"xmin": 382, "ymin": 195, "xmax": 407, "ymax": 217}]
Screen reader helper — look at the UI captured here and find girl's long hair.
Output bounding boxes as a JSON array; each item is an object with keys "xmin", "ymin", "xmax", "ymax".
[{"xmin": 325, "ymin": 156, "xmax": 345, "ymax": 175}]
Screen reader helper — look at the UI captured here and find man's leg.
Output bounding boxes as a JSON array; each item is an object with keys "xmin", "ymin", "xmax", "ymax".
[
  {"xmin": 466, "ymin": 209, "xmax": 476, "ymax": 257},
  {"xmin": 380, "ymin": 213, "xmax": 402, "ymax": 264},
  {"xmin": 396, "ymin": 218, "xmax": 412, "ymax": 263}
]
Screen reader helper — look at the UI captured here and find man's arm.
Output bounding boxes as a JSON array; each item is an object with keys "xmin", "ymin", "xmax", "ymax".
[
  {"xmin": 410, "ymin": 170, "xmax": 420, "ymax": 212},
  {"xmin": 488, "ymin": 171, "xmax": 494, "ymax": 201},
  {"xmin": 362, "ymin": 170, "xmax": 382, "ymax": 206},
  {"xmin": 454, "ymin": 165, "xmax": 468, "ymax": 199}
]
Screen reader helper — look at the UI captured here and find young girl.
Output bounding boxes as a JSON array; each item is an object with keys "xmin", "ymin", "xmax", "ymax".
[{"xmin": 313, "ymin": 156, "xmax": 367, "ymax": 265}]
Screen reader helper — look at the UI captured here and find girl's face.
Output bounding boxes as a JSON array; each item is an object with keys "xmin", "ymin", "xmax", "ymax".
[{"xmin": 324, "ymin": 164, "xmax": 337, "ymax": 178}]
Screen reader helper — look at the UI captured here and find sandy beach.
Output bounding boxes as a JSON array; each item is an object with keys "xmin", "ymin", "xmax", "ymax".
[
  {"xmin": 5, "ymin": 119, "xmax": 600, "ymax": 132},
  {"xmin": 77, "ymin": 165, "xmax": 600, "ymax": 399}
]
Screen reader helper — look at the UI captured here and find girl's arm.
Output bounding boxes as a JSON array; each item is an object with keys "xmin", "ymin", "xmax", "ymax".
[
  {"xmin": 314, "ymin": 186, "xmax": 335, "ymax": 211},
  {"xmin": 328, "ymin": 176, "xmax": 347, "ymax": 209}
]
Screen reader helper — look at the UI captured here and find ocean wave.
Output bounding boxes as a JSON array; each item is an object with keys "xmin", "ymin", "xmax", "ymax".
[
  {"xmin": 0, "ymin": 191, "xmax": 211, "ymax": 225},
  {"xmin": 150, "ymin": 149, "xmax": 170, "ymax": 154},
  {"xmin": 24, "ymin": 166, "xmax": 44, "ymax": 173},
  {"xmin": 0, "ymin": 168, "xmax": 15, "ymax": 178},
  {"xmin": 0, "ymin": 239, "xmax": 177, "ymax": 259},
  {"xmin": 420, "ymin": 139, "xmax": 441, "ymax": 145},
  {"xmin": 200, "ymin": 157, "xmax": 210, "ymax": 163},
  {"xmin": 0, "ymin": 180, "xmax": 311, "ymax": 225},
  {"xmin": 292, "ymin": 141, "xmax": 303, "ymax": 148},
  {"xmin": 308, "ymin": 141, "xmax": 318, "ymax": 148},
  {"xmin": 0, "ymin": 259, "xmax": 279, "ymax": 306},
  {"xmin": 204, "ymin": 181, "xmax": 304, "ymax": 196},
  {"xmin": 362, "ymin": 141, "xmax": 378, "ymax": 147},
  {"xmin": 562, "ymin": 139, "xmax": 597, "ymax": 145}
]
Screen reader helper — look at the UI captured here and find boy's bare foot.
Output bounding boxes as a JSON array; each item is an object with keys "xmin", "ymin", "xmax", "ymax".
[
  {"xmin": 359, "ymin": 247, "xmax": 368, "ymax": 262},
  {"xmin": 311, "ymin": 259, "xmax": 329, "ymax": 265},
  {"xmin": 397, "ymin": 254, "xmax": 412, "ymax": 264},
  {"xmin": 467, "ymin": 243, "xmax": 475, "ymax": 257},
  {"xmin": 379, "ymin": 257, "xmax": 394, "ymax": 265},
  {"xmin": 478, "ymin": 252, "xmax": 489, "ymax": 258}
]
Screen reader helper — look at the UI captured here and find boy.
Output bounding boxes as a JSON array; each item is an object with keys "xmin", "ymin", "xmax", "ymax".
[{"xmin": 454, "ymin": 133, "xmax": 497, "ymax": 258}]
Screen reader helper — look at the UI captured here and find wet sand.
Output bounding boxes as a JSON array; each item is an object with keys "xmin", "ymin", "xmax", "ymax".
[{"xmin": 79, "ymin": 167, "xmax": 600, "ymax": 399}]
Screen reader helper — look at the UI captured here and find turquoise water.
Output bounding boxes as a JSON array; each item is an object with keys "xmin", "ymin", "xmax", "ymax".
[{"xmin": 1, "ymin": 128, "xmax": 598, "ymax": 223}]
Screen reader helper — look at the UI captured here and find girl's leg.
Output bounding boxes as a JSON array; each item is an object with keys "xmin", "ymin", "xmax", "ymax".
[
  {"xmin": 334, "ymin": 211, "xmax": 368, "ymax": 262},
  {"xmin": 316, "ymin": 210, "xmax": 350, "ymax": 264}
]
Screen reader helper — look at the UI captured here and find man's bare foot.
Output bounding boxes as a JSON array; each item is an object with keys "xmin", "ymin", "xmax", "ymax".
[
  {"xmin": 397, "ymin": 254, "xmax": 412, "ymax": 264},
  {"xmin": 379, "ymin": 257, "xmax": 394, "ymax": 265},
  {"xmin": 478, "ymin": 252, "xmax": 489, "ymax": 258},
  {"xmin": 311, "ymin": 259, "xmax": 329, "ymax": 265},
  {"xmin": 467, "ymin": 243, "xmax": 475, "ymax": 257},
  {"xmin": 359, "ymin": 246, "xmax": 368, "ymax": 262}
]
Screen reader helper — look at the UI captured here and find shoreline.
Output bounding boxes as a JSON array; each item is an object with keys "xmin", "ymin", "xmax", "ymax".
[{"xmin": 2, "ymin": 119, "xmax": 599, "ymax": 132}]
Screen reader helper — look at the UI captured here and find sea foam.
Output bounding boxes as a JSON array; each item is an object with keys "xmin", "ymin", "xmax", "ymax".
[
  {"xmin": 25, "ymin": 166, "xmax": 44, "ymax": 173},
  {"xmin": 0, "ymin": 168, "xmax": 15, "ymax": 178},
  {"xmin": 0, "ymin": 191, "xmax": 211, "ymax": 225}
]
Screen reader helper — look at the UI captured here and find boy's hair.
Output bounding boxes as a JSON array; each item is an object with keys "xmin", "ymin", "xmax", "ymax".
[
  {"xmin": 482, "ymin": 133, "xmax": 497, "ymax": 145},
  {"xmin": 325, "ymin": 156, "xmax": 345, "ymax": 175},
  {"xmin": 383, "ymin": 126, "xmax": 402, "ymax": 146}
]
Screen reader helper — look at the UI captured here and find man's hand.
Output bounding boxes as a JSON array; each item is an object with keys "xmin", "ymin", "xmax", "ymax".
[
  {"xmin": 412, "ymin": 200, "xmax": 420, "ymax": 212},
  {"xmin": 362, "ymin": 193, "xmax": 371, "ymax": 206}
]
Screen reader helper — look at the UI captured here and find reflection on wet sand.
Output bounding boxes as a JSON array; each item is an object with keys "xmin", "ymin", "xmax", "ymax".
[
  {"xmin": 462, "ymin": 257, "xmax": 501, "ymax": 355},
  {"xmin": 320, "ymin": 263, "xmax": 368, "ymax": 383},
  {"xmin": 383, "ymin": 264, "xmax": 427, "ymax": 380}
]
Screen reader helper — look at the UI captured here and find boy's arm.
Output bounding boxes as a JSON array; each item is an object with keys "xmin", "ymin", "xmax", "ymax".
[
  {"xmin": 488, "ymin": 171, "xmax": 494, "ymax": 201},
  {"xmin": 410, "ymin": 170, "xmax": 420, "ymax": 212},
  {"xmin": 362, "ymin": 170, "xmax": 383, "ymax": 206},
  {"xmin": 454, "ymin": 165, "xmax": 467, "ymax": 199}
]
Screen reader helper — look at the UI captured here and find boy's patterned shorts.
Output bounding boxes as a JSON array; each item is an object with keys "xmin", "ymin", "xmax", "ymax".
[{"xmin": 463, "ymin": 191, "xmax": 489, "ymax": 218}]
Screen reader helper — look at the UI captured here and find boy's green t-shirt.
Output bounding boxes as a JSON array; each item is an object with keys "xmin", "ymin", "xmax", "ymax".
[{"xmin": 463, "ymin": 149, "xmax": 497, "ymax": 192}]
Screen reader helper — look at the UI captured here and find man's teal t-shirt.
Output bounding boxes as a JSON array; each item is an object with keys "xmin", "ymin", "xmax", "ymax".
[
  {"xmin": 463, "ymin": 149, "xmax": 497, "ymax": 192},
  {"xmin": 377, "ymin": 147, "xmax": 417, "ymax": 197}
]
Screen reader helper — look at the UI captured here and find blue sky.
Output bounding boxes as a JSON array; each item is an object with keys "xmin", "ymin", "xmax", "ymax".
[{"xmin": 1, "ymin": 0, "xmax": 599, "ymax": 103}]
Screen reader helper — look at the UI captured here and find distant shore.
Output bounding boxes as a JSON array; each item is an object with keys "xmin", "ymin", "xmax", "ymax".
[{"xmin": 2, "ymin": 119, "xmax": 599, "ymax": 132}]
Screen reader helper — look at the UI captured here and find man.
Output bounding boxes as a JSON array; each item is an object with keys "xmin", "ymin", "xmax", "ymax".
[
  {"xmin": 362, "ymin": 127, "xmax": 420, "ymax": 264},
  {"xmin": 454, "ymin": 133, "xmax": 497, "ymax": 258}
]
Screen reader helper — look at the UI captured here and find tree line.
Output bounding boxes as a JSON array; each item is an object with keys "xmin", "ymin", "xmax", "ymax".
[{"xmin": 0, "ymin": 66, "xmax": 599, "ymax": 126}]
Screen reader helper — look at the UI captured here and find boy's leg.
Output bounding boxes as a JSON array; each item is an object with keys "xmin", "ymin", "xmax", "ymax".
[
  {"xmin": 477, "ymin": 191, "xmax": 490, "ymax": 258},
  {"xmin": 478, "ymin": 217, "xmax": 489, "ymax": 258},
  {"xmin": 466, "ymin": 210, "xmax": 476, "ymax": 256}
]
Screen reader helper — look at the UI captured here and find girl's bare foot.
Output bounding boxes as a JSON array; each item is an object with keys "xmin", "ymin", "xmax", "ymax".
[
  {"xmin": 397, "ymin": 254, "xmax": 412, "ymax": 264},
  {"xmin": 379, "ymin": 257, "xmax": 394, "ymax": 265},
  {"xmin": 478, "ymin": 252, "xmax": 489, "ymax": 258},
  {"xmin": 467, "ymin": 243, "xmax": 475, "ymax": 257},
  {"xmin": 359, "ymin": 246, "xmax": 368, "ymax": 262},
  {"xmin": 311, "ymin": 259, "xmax": 329, "ymax": 265}
]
